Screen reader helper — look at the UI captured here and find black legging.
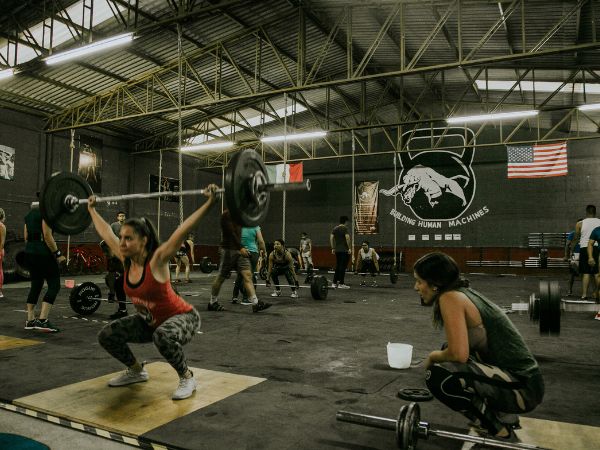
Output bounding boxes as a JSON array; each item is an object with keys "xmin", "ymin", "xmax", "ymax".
[
  {"xmin": 26, "ymin": 253, "xmax": 60, "ymax": 305},
  {"xmin": 334, "ymin": 251, "xmax": 350, "ymax": 285},
  {"xmin": 426, "ymin": 360, "xmax": 544, "ymax": 435},
  {"xmin": 270, "ymin": 266, "xmax": 297, "ymax": 292}
]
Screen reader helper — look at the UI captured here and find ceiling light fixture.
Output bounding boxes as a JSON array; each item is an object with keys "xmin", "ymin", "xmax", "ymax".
[
  {"xmin": 44, "ymin": 33, "xmax": 134, "ymax": 65},
  {"xmin": 180, "ymin": 141, "xmax": 234, "ymax": 152},
  {"xmin": 261, "ymin": 130, "xmax": 327, "ymax": 143},
  {"xmin": 578, "ymin": 103, "xmax": 600, "ymax": 111},
  {"xmin": 0, "ymin": 68, "xmax": 15, "ymax": 80},
  {"xmin": 447, "ymin": 110, "xmax": 538, "ymax": 124}
]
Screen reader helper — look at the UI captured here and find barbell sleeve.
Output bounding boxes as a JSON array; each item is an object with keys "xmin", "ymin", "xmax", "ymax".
[
  {"xmin": 336, "ymin": 411, "xmax": 396, "ymax": 431},
  {"xmin": 427, "ymin": 427, "xmax": 551, "ymax": 450},
  {"xmin": 266, "ymin": 179, "xmax": 311, "ymax": 192}
]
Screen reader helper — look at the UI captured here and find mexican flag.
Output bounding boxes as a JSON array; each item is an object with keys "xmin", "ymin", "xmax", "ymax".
[{"xmin": 266, "ymin": 163, "xmax": 303, "ymax": 183}]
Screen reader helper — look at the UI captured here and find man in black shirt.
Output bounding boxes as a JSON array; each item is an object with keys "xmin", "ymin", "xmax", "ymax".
[{"xmin": 330, "ymin": 215, "xmax": 351, "ymax": 289}]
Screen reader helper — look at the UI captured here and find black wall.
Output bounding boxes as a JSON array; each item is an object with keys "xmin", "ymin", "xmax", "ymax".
[{"xmin": 1, "ymin": 107, "xmax": 598, "ymax": 248}]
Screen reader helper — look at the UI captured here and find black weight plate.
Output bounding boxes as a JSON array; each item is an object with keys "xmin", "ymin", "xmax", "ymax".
[
  {"xmin": 538, "ymin": 281, "xmax": 550, "ymax": 334},
  {"xmin": 39, "ymin": 172, "xmax": 93, "ymax": 235},
  {"xmin": 311, "ymin": 275, "xmax": 328, "ymax": 300},
  {"xmin": 390, "ymin": 266, "xmax": 399, "ymax": 284},
  {"xmin": 199, "ymin": 257, "xmax": 214, "ymax": 274},
  {"xmin": 397, "ymin": 388, "xmax": 433, "ymax": 402},
  {"xmin": 69, "ymin": 281, "xmax": 101, "ymax": 316},
  {"xmin": 548, "ymin": 280, "xmax": 561, "ymax": 335},
  {"xmin": 396, "ymin": 404, "xmax": 408, "ymax": 450},
  {"xmin": 224, "ymin": 149, "xmax": 270, "ymax": 227},
  {"xmin": 402, "ymin": 402, "xmax": 420, "ymax": 450}
]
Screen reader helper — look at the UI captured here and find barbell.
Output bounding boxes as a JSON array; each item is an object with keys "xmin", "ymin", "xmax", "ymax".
[
  {"xmin": 354, "ymin": 266, "xmax": 399, "ymax": 284},
  {"xmin": 337, "ymin": 402, "xmax": 550, "ymax": 450},
  {"xmin": 32, "ymin": 149, "xmax": 311, "ymax": 235},
  {"xmin": 255, "ymin": 275, "xmax": 329, "ymax": 300}
]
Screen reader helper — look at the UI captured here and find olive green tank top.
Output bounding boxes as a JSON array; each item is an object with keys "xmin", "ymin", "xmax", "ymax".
[{"xmin": 459, "ymin": 287, "xmax": 540, "ymax": 377}]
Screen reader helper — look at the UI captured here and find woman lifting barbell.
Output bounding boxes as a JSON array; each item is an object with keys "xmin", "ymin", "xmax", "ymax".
[
  {"xmin": 86, "ymin": 184, "xmax": 217, "ymax": 400},
  {"xmin": 267, "ymin": 239, "xmax": 300, "ymax": 298},
  {"xmin": 413, "ymin": 252, "xmax": 544, "ymax": 441}
]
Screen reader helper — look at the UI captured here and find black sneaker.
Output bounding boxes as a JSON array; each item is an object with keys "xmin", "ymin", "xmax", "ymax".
[
  {"xmin": 109, "ymin": 310, "xmax": 128, "ymax": 320},
  {"xmin": 252, "ymin": 300, "xmax": 272, "ymax": 313},
  {"xmin": 207, "ymin": 301, "xmax": 225, "ymax": 311},
  {"xmin": 24, "ymin": 319, "xmax": 39, "ymax": 330},
  {"xmin": 36, "ymin": 319, "xmax": 60, "ymax": 333},
  {"xmin": 231, "ymin": 297, "xmax": 239, "ymax": 304}
]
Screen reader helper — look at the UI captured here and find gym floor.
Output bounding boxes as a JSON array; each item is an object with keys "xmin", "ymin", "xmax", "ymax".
[{"xmin": 0, "ymin": 271, "xmax": 598, "ymax": 450}]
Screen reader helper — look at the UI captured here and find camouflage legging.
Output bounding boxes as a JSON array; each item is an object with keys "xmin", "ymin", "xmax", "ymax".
[
  {"xmin": 98, "ymin": 309, "xmax": 200, "ymax": 376},
  {"xmin": 426, "ymin": 359, "xmax": 544, "ymax": 435}
]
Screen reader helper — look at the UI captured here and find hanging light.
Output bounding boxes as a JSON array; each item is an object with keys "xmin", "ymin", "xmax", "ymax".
[{"xmin": 45, "ymin": 33, "xmax": 134, "ymax": 65}]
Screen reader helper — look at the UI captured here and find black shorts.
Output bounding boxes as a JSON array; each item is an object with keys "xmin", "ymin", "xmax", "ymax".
[{"xmin": 579, "ymin": 247, "xmax": 599, "ymax": 275}]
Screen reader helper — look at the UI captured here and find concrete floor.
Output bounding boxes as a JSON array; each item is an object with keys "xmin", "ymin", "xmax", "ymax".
[{"xmin": 0, "ymin": 270, "xmax": 598, "ymax": 449}]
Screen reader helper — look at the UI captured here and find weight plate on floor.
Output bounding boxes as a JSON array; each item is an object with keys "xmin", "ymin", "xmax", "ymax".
[
  {"xmin": 397, "ymin": 388, "xmax": 433, "ymax": 402},
  {"xmin": 224, "ymin": 149, "xmax": 270, "ymax": 227},
  {"xmin": 69, "ymin": 281, "xmax": 101, "ymax": 316},
  {"xmin": 311, "ymin": 275, "xmax": 328, "ymax": 300},
  {"xmin": 39, "ymin": 172, "xmax": 93, "ymax": 235},
  {"xmin": 548, "ymin": 280, "xmax": 561, "ymax": 335},
  {"xmin": 538, "ymin": 281, "xmax": 550, "ymax": 334},
  {"xmin": 529, "ymin": 293, "xmax": 539, "ymax": 322},
  {"xmin": 390, "ymin": 266, "xmax": 399, "ymax": 284},
  {"xmin": 199, "ymin": 257, "xmax": 214, "ymax": 273}
]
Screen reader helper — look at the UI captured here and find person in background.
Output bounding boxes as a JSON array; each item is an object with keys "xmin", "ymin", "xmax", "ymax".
[
  {"xmin": 174, "ymin": 233, "xmax": 195, "ymax": 284},
  {"xmin": 266, "ymin": 239, "xmax": 299, "ymax": 299},
  {"xmin": 106, "ymin": 211, "xmax": 128, "ymax": 319},
  {"xmin": 231, "ymin": 226, "xmax": 266, "ymax": 305},
  {"xmin": 354, "ymin": 241, "xmax": 380, "ymax": 287},
  {"xmin": 573, "ymin": 205, "xmax": 600, "ymax": 300},
  {"xmin": 23, "ymin": 196, "xmax": 66, "ymax": 332},
  {"xmin": 330, "ymin": 216, "xmax": 351, "ymax": 289},
  {"xmin": 209, "ymin": 209, "xmax": 271, "ymax": 313},
  {"xmin": 564, "ymin": 219, "xmax": 582, "ymax": 297},
  {"xmin": 299, "ymin": 232, "xmax": 313, "ymax": 271},
  {"xmin": 414, "ymin": 252, "xmax": 544, "ymax": 441},
  {"xmin": 0, "ymin": 208, "xmax": 6, "ymax": 298}
]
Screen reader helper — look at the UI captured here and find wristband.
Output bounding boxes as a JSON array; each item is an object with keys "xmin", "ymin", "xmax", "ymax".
[{"xmin": 54, "ymin": 250, "xmax": 62, "ymax": 257}]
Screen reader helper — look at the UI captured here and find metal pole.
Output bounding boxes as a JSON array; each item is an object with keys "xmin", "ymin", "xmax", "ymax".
[
  {"xmin": 351, "ymin": 130, "xmax": 355, "ymax": 263},
  {"xmin": 67, "ymin": 129, "xmax": 75, "ymax": 264},
  {"xmin": 157, "ymin": 149, "xmax": 162, "ymax": 236},
  {"xmin": 282, "ymin": 93, "xmax": 288, "ymax": 241}
]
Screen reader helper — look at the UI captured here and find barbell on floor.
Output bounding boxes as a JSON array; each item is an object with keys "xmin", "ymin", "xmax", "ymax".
[
  {"xmin": 69, "ymin": 282, "xmax": 133, "ymax": 315},
  {"xmin": 353, "ymin": 266, "xmax": 399, "ymax": 284},
  {"xmin": 32, "ymin": 149, "xmax": 311, "ymax": 235},
  {"xmin": 337, "ymin": 402, "xmax": 550, "ymax": 450},
  {"xmin": 255, "ymin": 275, "xmax": 329, "ymax": 300}
]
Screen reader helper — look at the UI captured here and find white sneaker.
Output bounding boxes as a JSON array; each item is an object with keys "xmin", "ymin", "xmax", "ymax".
[
  {"xmin": 108, "ymin": 366, "xmax": 149, "ymax": 387},
  {"xmin": 337, "ymin": 284, "xmax": 350, "ymax": 289},
  {"xmin": 172, "ymin": 374, "xmax": 197, "ymax": 400},
  {"xmin": 290, "ymin": 292, "xmax": 298, "ymax": 298},
  {"xmin": 271, "ymin": 291, "xmax": 281, "ymax": 297}
]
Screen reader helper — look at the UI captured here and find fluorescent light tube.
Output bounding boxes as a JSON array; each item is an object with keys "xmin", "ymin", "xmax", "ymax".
[
  {"xmin": 45, "ymin": 33, "xmax": 134, "ymax": 65},
  {"xmin": 447, "ymin": 110, "xmax": 538, "ymax": 124},
  {"xmin": 261, "ymin": 131, "xmax": 327, "ymax": 143},
  {"xmin": 0, "ymin": 68, "xmax": 15, "ymax": 80},
  {"xmin": 180, "ymin": 141, "xmax": 234, "ymax": 152},
  {"xmin": 578, "ymin": 103, "xmax": 600, "ymax": 111}
]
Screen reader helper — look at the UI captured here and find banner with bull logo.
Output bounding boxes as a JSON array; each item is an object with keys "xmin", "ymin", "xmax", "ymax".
[{"xmin": 379, "ymin": 127, "xmax": 490, "ymax": 230}]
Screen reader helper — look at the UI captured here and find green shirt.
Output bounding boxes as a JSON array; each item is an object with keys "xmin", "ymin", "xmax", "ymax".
[
  {"xmin": 460, "ymin": 287, "xmax": 540, "ymax": 377},
  {"xmin": 24, "ymin": 208, "xmax": 51, "ymax": 256}
]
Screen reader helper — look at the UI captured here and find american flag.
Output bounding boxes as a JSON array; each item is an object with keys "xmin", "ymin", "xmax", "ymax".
[{"xmin": 506, "ymin": 141, "xmax": 568, "ymax": 178}]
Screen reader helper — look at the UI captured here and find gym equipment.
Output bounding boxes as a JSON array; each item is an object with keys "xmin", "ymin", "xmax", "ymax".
[
  {"xmin": 33, "ymin": 149, "xmax": 311, "ymax": 234},
  {"xmin": 528, "ymin": 280, "xmax": 561, "ymax": 335},
  {"xmin": 355, "ymin": 265, "xmax": 399, "ymax": 284},
  {"xmin": 397, "ymin": 388, "xmax": 433, "ymax": 402},
  {"xmin": 256, "ymin": 275, "xmax": 329, "ymax": 300},
  {"xmin": 69, "ymin": 282, "xmax": 132, "ymax": 316},
  {"xmin": 337, "ymin": 402, "xmax": 550, "ymax": 450},
  {"xmin": 199, "ymin": 257, "xmax": 218, "ymax": 273}
]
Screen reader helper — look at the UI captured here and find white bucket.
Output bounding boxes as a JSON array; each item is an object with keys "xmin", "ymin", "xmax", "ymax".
[{"xmin": 387, "ymin": 343, "xmax": 413, "ymax": 369}]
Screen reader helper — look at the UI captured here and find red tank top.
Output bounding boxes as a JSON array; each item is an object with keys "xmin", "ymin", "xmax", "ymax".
[{"xmin": 124, "ymin": 262, "xmax": 193, "ymax": 328}]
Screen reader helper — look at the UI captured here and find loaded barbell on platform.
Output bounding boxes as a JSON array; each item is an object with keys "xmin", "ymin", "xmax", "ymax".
[
  {"xmin": 354, "ymin": 265, "xmax": 399, "ymax": 284},
  {"xmin": 337, "ymin": 402, "xmax": 550, "ymax": 450},
  {"xmin": 32, "ymin": 149, "xmax": 311, "ymax": 235},
  {"xmin": 255, "ymin": 275, "xmax": 329, "ymax": 300}
]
